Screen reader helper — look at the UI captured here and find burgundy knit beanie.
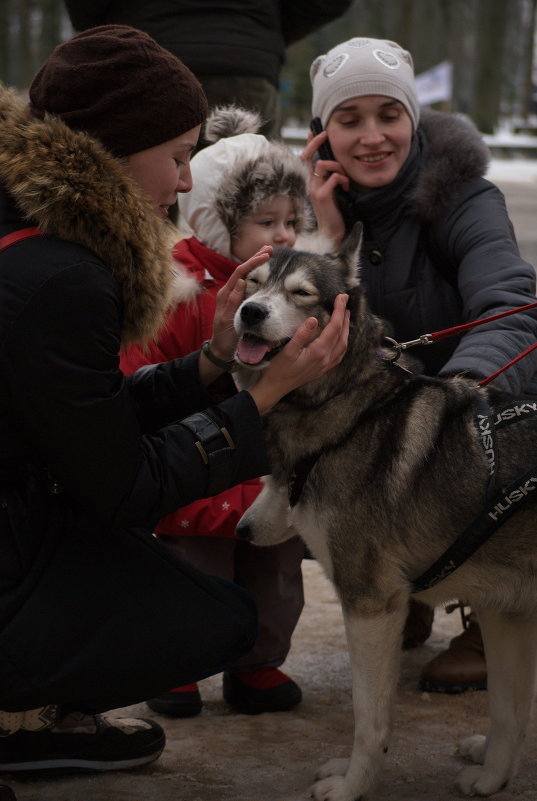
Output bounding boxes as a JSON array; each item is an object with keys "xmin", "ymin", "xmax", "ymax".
[{"xmin": 29, "ymin": 25, "xmax": 208, "ymax": 157}]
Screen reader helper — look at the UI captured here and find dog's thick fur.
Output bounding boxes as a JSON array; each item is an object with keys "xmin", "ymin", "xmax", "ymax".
[{"xmin": 234, "ymin": 225, "xmax": 537, "ymax": 800}]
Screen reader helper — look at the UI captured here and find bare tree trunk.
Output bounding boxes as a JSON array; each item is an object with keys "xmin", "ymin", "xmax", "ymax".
[
  {"xmin": 37, "ymin": 0, "xmax": 63, "ymax": 66},
  {"xmin": 0, "ymin": 0, "xmax": 9, "ymax": 85},
  {"xmin": 18, "ymin": 0, "xmax": 34, "ymax": 89},
  {"xmin": 520, "ymin": 0, "xmax": 537, "ymax": 118},
  {"xmin": 472, "ymin": 0, "xmax": 509, "ymax": 132}
]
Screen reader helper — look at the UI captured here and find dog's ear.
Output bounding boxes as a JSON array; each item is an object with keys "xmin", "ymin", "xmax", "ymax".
[{"xmin": 336, "ymin": 222, "xmax": 362, "ymax": 288}]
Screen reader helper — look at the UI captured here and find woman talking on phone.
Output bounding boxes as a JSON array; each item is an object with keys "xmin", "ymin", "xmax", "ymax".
[{"xmin": 302, "ymin": 37, "xmax": 537, "ymax": 694}]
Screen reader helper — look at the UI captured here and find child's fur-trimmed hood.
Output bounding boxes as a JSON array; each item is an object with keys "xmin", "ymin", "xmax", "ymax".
[
  {"xmin": 0, "ymin": 87, "xmax": 196, "ymax": 345},
  {"xmin": 178, "ymin": 106, "xmax": 310, "ymax": 259}
]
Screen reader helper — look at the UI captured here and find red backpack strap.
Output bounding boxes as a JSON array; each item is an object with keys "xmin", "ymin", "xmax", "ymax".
[{"xmin": 0, "ymin": 227, "xmax": 43, "ymax": 252}]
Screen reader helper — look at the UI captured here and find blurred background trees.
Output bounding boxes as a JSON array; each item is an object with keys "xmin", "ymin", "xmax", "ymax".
[
  {"xmin": 0, "ymin": 0, "xmax": 536, "ymax": 134},
  {"xmin": 0, "ymin": 0, "xmax": 71, "ymax": 90}
]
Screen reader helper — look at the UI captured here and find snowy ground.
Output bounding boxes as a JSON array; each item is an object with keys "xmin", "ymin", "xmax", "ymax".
[{"xmin": 8, "ymin": 561, "xmax": 537, "ymax": 801}]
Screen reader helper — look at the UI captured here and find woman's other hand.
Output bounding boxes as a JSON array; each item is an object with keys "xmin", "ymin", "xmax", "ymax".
[{"xmin": 248, "ymin": 293, "xmax": 350, "ymax": 414}]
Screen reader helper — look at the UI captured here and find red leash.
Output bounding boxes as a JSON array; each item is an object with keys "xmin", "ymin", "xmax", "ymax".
[
  {"xmin": 477, "ymin": 342, "xmax": 537, "ymax": 387},
  {"xmin": 386, "ymin": 300, "xmax": 537, "ymax": 386}
]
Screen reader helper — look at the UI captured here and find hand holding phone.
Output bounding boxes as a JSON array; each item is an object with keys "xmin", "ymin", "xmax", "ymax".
[
  {"xmin": 309, "ymin": 117, "xmax": 359, "ymax": 232},
  {"xmin": 310, "ymin": 117, "xmax": 337, "ymax": 162}
]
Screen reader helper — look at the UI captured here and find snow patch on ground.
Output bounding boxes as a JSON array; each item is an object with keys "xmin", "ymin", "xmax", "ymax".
[{"xmin": 487, "ymin": 159, "xmax": 537, "ymax": 184}]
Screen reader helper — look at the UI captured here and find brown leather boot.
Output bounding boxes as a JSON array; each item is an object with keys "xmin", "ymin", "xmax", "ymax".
[
  {"xmin": 420, "ymin": 609, "xmax": 487, "ymax": 693},
  {"xmin": 402, "ymin": 598, "xmax": 434, "ymax": 650}
]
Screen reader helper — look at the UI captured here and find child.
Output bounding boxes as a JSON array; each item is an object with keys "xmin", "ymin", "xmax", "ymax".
[{"xmin": 121, "ymin": 106, "xmax": 313, "ymax": 717}]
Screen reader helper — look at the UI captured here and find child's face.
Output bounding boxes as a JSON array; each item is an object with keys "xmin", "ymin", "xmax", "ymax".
[{"xmin": 231, "ymin": 196, "xmax": 298, "ymax": 262}]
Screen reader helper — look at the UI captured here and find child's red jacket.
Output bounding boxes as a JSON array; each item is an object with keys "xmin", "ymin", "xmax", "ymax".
[{"xmin": 120, "ymin": 236, "xmax": 262, "ymax": 538}]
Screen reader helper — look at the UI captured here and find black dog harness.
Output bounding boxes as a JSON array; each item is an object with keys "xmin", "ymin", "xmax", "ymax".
[
  {"xmin": 287, "ymin": 379, "xmax": 537, "ymax": 592},
  {"xmin": 411, "ymin": 394, "xmax": 537, "ymax": 591}
]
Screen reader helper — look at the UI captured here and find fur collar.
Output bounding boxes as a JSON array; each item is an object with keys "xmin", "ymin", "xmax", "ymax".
[
  {"xmin": 0, "ymin": 88, "xmax": 196, "ymax": 345},
  {"xmin": 409, "ymin": 109, "xmax": 491, "ymax": 221}
]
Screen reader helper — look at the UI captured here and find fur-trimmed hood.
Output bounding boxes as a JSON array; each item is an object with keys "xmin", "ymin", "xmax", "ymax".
[
  {"xmin": 178, "ymin": 106, "xmax": 310, "ymax": 259},
  {"xmin": 409, "ymin": 109, "xmax": 491, "ymax": 221},
  {"xmin": 0, "ymin": 87, "xmax": 196, "ymax": 345}
]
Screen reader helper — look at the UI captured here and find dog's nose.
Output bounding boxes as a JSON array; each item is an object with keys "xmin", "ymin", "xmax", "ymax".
[
  {"xmin": 235, "ymin": 521, "xmax": 252, "ymax": 541},
  {"xmin": 240, "ymin": 302, "xmax": 268, "ymax": 327}
]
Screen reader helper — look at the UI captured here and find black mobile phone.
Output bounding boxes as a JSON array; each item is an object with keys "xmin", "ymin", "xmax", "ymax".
[{"xmin": 310, "ymin": 117, "xmax": 336, "ymax": 162}]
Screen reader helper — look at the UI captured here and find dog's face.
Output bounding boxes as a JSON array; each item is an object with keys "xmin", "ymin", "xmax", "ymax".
[{"xmin": 233, "ymin": 225, "xmax": 362, "ymax": 370}]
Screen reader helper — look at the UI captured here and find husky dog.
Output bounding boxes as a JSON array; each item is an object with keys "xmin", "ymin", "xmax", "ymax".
[{"xmin": 234, "ymin": 224, "xmax": 537, "ymax": 800}]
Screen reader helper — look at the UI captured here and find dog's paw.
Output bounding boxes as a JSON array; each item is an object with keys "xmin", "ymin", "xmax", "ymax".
[
  {"xmin": 311, "ymin": 775, "xmax": 362, "ymax": 801},
  {"xmin": 458, "ymin": 735, "xmax": 486, "ymax": 764},
  {"xmin": 315, "ymin": 758, "xmax": 350, "ymax": 779},
  {"xmin": 455, "ymin": 765, "xmax": 508, "ymax": 797}
]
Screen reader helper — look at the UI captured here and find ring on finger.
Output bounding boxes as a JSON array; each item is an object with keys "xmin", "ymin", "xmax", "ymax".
[{"xmin": 313, "ymin": 171, "xmax": 322, "ymax": 178}]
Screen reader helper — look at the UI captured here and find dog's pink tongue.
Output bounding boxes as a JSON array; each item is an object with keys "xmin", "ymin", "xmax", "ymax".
[{"xmin": 237, "ymin": 338, "xmax": 270, "ymax": 365}]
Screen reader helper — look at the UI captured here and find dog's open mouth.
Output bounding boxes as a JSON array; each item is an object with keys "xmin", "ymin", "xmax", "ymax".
[{"xmin": 236, "ymin": 334, "xmax": 290, "ymax": 366}]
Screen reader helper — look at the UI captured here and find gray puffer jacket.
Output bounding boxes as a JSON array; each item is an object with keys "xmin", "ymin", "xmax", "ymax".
[{"xmin": 340, "ymin": 110, "xmax": 537, "ymax": 394}]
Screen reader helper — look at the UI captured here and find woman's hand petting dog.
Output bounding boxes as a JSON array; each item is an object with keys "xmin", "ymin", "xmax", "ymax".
[
  {"xmin": 199, "ymin": 246, "xmax": 273, "ymax": 385},
  {"xmin": 247, "ymin": 293, "xmax": 350, "ymax": 415},
  {"xmin": 212, "ymin": 245, "xmax": 273, "ymax": 361}
]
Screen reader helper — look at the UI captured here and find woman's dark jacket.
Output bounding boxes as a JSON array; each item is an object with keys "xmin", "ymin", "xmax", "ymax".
[
  {"xmin": 0, "ymin": 88, "xmax": 268, "ymax": 597},
  {"xmin": 64, "ymin": 0, "xmax": 354, "ymax": 88},
  {"xmin": 340, "ymin": 110, "xmax": 537, "ymax": 393}
]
